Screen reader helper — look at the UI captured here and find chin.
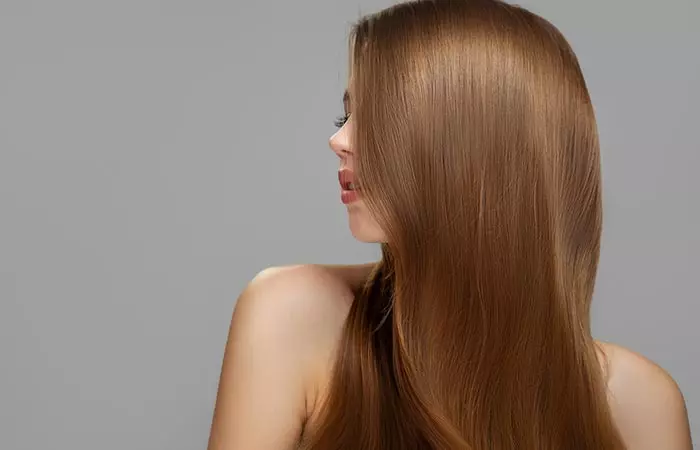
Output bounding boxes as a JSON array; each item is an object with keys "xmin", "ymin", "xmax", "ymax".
[{"xmin": 347, "ymin": 202, "xmax": 387, "ymax": 243}]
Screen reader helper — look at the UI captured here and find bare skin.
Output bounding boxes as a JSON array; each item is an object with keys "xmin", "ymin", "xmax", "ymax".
[{"xmin": 207, "ymin": 263, "xmax": 693, "ymax": 450}]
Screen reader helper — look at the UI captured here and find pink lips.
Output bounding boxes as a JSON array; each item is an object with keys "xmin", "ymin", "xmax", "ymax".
[{"xmin": 338, "ymin": 168, "xmax": 360, "ymax": 204}]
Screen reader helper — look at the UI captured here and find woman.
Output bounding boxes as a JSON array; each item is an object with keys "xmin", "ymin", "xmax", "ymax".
[{"xmin": 208, "ymin": 0, "xmax": 692, "ymax": 449}]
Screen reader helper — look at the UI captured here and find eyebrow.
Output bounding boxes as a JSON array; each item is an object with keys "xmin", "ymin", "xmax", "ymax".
[{"xmin": 343, "ymin": 90, "xmax": 351, "ymax": 113}]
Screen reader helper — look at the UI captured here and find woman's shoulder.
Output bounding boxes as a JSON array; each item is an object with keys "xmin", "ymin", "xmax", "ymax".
[
  {"xmin": 595, "ymin": 340, "xmax": 692, "ymax": 449},
  {"xmin": 237, "ymin": 264, "xmax": 358, "ymax": 361},
  {"xmin": 209, "ymin": 264, "xmax": 361, "ymax": 448},
  {"xmin": 240, "ymin": 262, "xmax": 375, "ymax": 329},
  {"xmin": 242, "ymin": 263, "xmax": 375, "ymax": 400},
  {"xmin": 244, "ymin": 263, "xmax": 357, "ymax": 318}
]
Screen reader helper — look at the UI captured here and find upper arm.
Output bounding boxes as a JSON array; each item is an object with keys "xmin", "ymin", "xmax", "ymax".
[
  {"xmin": 604, "ymin": 343, "xmax": 693, "ymax": 450},
  {"xmin": 207, "ymin": 265, "xmax": 352, "ymax": 450}
]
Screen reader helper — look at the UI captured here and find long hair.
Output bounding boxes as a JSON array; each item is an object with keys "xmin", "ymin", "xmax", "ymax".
[{"xmin": 304, "ymin": 1, "xmax": 626, "ymax": 448}]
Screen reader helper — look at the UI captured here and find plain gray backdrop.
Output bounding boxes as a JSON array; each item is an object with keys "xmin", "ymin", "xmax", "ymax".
[{"xmin": 1, "ymin": 0, "xmax": 697, "ymax": 448}]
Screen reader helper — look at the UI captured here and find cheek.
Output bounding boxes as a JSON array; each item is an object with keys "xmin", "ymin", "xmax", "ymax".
[{"xmin": 347, "ymin": 201, "xmax": 387, "ymax": 243}]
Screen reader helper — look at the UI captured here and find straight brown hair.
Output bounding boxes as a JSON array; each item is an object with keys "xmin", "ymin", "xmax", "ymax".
[{"xmin": 304, "ymin": 0, "xmax": 626, "ymax": 448}]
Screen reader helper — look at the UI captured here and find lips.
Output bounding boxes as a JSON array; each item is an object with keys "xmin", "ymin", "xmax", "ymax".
[
  {"xmin": 338, "ymin": 168, "xmax": 358, "ymax": 191},
  {"xmin": 338, "ymin": 168, "xmax": 360, "ymax": 204}
]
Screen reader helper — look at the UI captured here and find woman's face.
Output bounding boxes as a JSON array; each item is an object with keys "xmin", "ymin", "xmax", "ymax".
[{"xmin": 329, "ymin": 89, "xmax": 387, "ymax": 243}]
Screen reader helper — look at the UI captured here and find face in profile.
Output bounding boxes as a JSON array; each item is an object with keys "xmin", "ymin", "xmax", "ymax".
[{"xmin": 329, "ymin": 90, "xmax": 387, "ymax": 244}]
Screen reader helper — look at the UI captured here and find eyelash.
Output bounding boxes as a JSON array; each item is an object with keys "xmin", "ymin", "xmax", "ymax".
[{"xmin": 334, "ymin": 113, "xmax": 350, "ymax": 129}]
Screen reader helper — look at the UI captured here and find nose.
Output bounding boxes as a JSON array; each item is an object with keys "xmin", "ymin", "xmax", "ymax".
[{"xmin": 329, "ymin": 124, "xmax": 351, "ymax": 159}]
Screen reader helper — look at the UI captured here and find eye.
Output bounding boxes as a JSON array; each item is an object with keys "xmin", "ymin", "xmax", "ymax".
[{"xmin": 334, "ymin": 113, "xmax": 350, "ymax": 129}]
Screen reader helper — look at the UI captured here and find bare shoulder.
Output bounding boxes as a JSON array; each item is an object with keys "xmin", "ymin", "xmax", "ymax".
[
  {"xmin": 596, "ymin": 341, "xmax": 693, "ymax": 450},
  {"xmin": 207, "ymin": 264, "xmax": 355, "ymax": 449},
  {"xmin": 236, "ymin": 264, "xmax": 357, "ymax": 383},
  {"xmin": 243, "ymin": 264, "xmax": 356, "ymax": 335},
  {"xmin": 241, "ymin": 264, "xmax": 361, "ymax": 417}
]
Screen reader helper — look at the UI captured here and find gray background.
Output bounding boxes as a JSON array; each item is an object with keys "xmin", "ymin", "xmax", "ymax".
[{"xmin": 1, "ymin": 0, "xmax": 697, "ymax": 448}]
